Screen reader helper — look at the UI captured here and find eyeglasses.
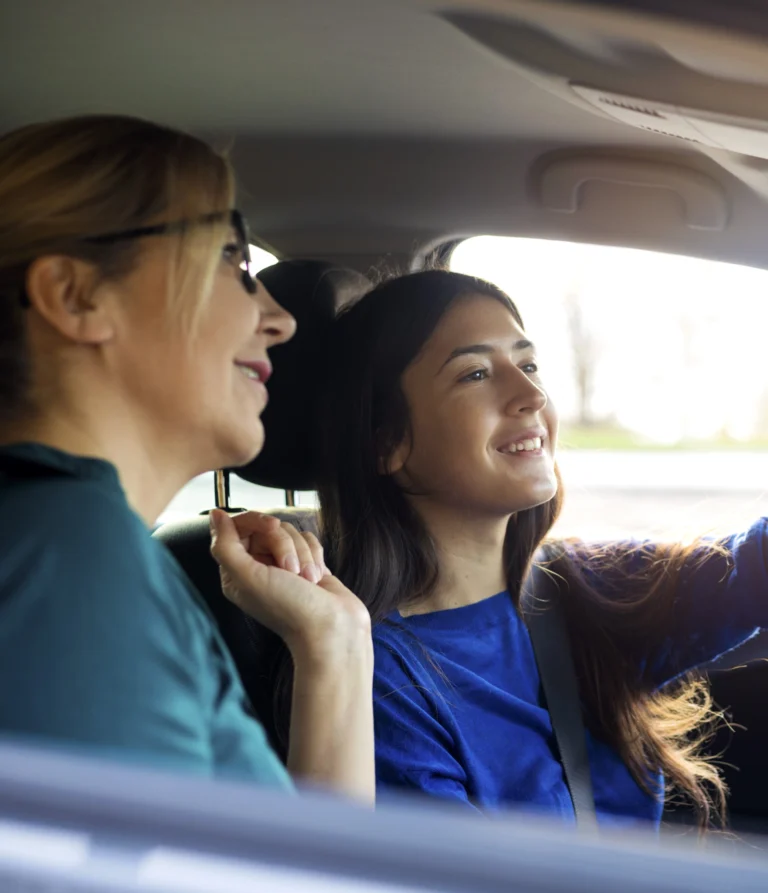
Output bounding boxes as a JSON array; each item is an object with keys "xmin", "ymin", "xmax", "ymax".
[{"xmin": 16, "ymin": 208, "xmax": 257, "ymax": 307}]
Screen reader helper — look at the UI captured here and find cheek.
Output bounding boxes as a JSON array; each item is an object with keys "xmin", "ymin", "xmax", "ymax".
[
  {"xmin": 112, "ymin": 270, "xmax": 255, "ymax": 426},
  {"xmin": 123, "ymin": 317, "xmax": 234, "ymax": 411},
  {"xmin": 543, "ymin": 401, "xmax": 559, "ymax": 447},
  {"xmin": 189, "ymin": 292, "xmax": 255, "ymax": 388},
  {"xmin": 148, "ymin": 336, "xmax": 207, "ymax": 399},
  {"xmin": 407, "ymin": 404, "xmax": 488, "ymax": 477}
]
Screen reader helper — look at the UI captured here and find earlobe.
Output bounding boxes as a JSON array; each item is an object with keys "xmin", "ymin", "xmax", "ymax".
[
  {"xmin": 378, "ymin": 442, "xmax": 407, "ymax": 477},
  {"xmin": 25, "ymin": 256, "xmax": 115, "ymax": 344}
]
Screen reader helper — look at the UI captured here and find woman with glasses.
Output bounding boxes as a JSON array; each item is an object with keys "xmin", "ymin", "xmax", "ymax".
[{"xmin": 0, "ymin": 115, "xmax": 374, "ymax": 803}]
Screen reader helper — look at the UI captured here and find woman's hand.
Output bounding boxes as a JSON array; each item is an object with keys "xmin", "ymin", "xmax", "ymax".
[
  {"xmin": 208, "ymin": 509, "xmax": 370, "ymax": 661},
  {"xmin": 209, "ymin": 508, "xmax": 375, "ymax": 803}
]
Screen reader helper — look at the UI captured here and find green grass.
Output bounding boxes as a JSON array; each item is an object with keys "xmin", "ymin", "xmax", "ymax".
[{"xmin": 558, "ymin": 424, "xmax": 768, "ymax": 452}]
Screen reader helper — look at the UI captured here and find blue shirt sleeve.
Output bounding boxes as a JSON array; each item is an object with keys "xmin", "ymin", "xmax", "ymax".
[
  {"xmin": 0, "ymin": 478, "xmax": 291, "ymax": 788},
  {"xmin": 579, "ymin": 517, "xmax": 768, "ymax": 687},
  {"xmin": 373, "ymin": 634, "xmax": 479, "ymax": 809},
  {"xmin": 651, "ymin": 517, "xmax": 768, "ymax": 685}
]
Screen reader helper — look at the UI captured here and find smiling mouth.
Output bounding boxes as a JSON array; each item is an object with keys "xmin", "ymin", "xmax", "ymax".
[
  {"xmin": 498, "ymin": 435, "xmax": 545, "ymax": 454},
  {"xmin": 234, "ymin": 360, "xmax": 272, "ymax": 384},
  {"xmin": 236, "ymin": 365, "xmax": 263, "ymax": 381}
]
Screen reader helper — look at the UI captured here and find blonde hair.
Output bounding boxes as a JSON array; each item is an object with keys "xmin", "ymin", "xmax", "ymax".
[{"xmin": 0, "ymin": 114, "xmax": 235, "ymax": 420}]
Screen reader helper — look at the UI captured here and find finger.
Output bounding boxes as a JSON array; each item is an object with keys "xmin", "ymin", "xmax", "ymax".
[
  {"xmin": 210, "ymin": 508, "xmax": 285, "ymax": 597},
  {"xmin": 302, "ymin": 531, "xmax": 327, "ymax": 576},
  {"xmin": 281, "ymin": 524, "xmax": 321, "ymax": 584},
  {"xmin": 316, "ymin": 574, "xmax": 350, "ymax": 595},
  {"xmin": 210, "ymin": 509, "xmax": 263, "ymax": 580},
  {"xmin": 227, "ymin": 512, "xmax": 283, "ymax": 562},
  {"xmin": 230, "ymin": 513, "xmax": 316, "ymax": 577},
  {"xmin": 230, "ymin": 511, "xmax": 282, "ymax": 536},
  {"xmin": 253, "ymin": 524, "xmax": 305, "ymax": 575},
  {"xmin": 210, "ymin": 509, "xmax": 282, "ymax": 573}
]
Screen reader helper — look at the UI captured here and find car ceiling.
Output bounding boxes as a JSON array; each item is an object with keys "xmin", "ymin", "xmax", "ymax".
[{"xmin": 4, "ymin": 0, "xmax": 768, "ymax": 274}]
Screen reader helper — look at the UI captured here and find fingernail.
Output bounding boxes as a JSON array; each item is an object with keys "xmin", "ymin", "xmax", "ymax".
[
  {"xmin": 301, "ymin": 564, "xmax": 320, "ymax": 584},
  {"xmin": 209, "ymin": 510, "xmax": 220, "ymax": 533},
  {"xmin": 282, "ymin": 555, "xmax": 300, "ymax": 575}
]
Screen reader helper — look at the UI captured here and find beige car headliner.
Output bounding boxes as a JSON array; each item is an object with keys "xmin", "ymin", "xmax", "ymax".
[{"xmin": 4, "ymin": 0, "xmax": 768, "ymax": 273}]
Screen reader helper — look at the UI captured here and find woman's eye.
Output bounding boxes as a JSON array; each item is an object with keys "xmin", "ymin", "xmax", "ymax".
[
  {"xmin": 521, "ymin": 361, "xmax": 539, "ymax": 375},
  {"xmin": 460, "ymin": 368, "xmax": 489, "ymax": 383},
  {"xmin": 222, "ymin": 242, "xmax": 240, "ymax": 265}
]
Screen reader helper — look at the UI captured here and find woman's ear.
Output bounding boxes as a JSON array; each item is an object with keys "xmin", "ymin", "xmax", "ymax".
[
  {"xmin": 378, "ymin": 437, "xmax": 409, "ymax": 477},
  {"xmin": 25, "ymin": 256, "xmax": 116, "ymax": 345}
]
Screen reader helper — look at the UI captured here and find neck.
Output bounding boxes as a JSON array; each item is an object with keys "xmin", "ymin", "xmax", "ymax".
[
  {"xmin": 404, "ymin": 499, "xmax": 510, "ymax": 616},
  {"xmin": 1, "ymin": 397, "xmax": 194, "ymax": 526}
]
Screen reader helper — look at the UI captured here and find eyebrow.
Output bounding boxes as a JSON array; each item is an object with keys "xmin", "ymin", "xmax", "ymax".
[{"xmin": 440, "ymin": 339, "xmax": 534, "ymax": 371}]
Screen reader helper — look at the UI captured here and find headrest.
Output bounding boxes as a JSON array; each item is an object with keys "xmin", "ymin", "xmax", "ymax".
[{"xmin": 232, "ymin": 259, "xmax": 371, "ymax": 491}]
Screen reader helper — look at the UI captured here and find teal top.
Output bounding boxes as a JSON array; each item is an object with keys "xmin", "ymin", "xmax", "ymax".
[{"xmin": 0, "ymin": 442, "xmax": 292, "ymax": 788}]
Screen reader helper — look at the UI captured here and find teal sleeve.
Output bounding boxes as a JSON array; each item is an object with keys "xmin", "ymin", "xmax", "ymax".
[{"xmin": 0, "ymin": 479, "xmax": 291, "ymax": 789}]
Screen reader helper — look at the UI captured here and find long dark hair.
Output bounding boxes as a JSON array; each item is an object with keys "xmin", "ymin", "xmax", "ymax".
[
  {"xmin": 319, "ymin": 270, "xmax": 561, "ymax": 621},
  {"xmin": 313, "ymin": 269, "xmax": 726, "ymax": 828}
]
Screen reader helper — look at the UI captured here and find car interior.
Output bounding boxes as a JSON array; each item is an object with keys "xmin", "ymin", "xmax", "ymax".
[{"xmin": 5, "ymin": 0, "xmax": 768, "ymax": 884}]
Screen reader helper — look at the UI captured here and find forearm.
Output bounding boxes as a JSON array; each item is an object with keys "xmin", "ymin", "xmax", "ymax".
[{"xmin": 287, "ymin": 630, "xmax": 375, "ymax": 804}]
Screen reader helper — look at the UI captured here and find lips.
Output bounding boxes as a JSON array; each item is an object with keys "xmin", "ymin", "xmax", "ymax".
[
  {"xmin": 496, "ymin": 427, "xmax": 548, "ymax": 455},
  {"xmin": 234, "ymin": 359, "xmax": 273, "ymax": 384}
]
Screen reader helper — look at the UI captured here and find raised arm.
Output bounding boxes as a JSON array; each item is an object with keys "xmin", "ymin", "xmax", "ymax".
[
  {"xmin": 575, "ymin": 517, "xmax": 768, "ymax": 687},
  {"xmin": 653, "ymin": 516, "xmax": 768, "ymax": 684},
  {"xmin": 209, "ymin": 509, "xmax": 375, "ymax": 804}
]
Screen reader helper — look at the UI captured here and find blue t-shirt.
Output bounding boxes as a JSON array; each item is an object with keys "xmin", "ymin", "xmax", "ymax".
[
  {"xmin": 0, "ymin": 442, "xmax": 292, "ymax": 789},
  {"xmin": 373, "ymin": 520, "xmax": 768, "ymax": 827}
]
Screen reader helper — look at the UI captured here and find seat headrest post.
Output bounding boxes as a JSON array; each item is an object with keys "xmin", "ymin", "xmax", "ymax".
[
  {"xmin": 214, "ymin": 469, "xmax": 231, "ymax": 510},
  {"xmin": 285, "ymin": 489, "xmax": 296, "ymax": 508}
]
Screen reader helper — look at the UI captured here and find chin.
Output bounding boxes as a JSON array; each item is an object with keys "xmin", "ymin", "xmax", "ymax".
[
  {"xmin": 535, "ymin": 475, "xmax": 559, "ymax": 504},
  {"xmin": 504, "ymin": 479, "xmax": 559, "ymax": 514},
  {"xmin": 214, "ymin": 421, "xmax": 265, "ymax": 470}
]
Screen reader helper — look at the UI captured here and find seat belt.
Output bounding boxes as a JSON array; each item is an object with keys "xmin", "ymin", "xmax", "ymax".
[{"xmin": 522, "ymin": 554, "xmax": 599, "ymax": 832}]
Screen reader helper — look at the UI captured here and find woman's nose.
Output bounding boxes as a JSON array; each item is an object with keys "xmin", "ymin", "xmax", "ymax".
[
  {"xmin": 256, "ymin": 283, "xmax": 297, "ymax": 346},
  {"xmin": 505, "ymin": 369, "xmax": 548, "ymax": 415}
]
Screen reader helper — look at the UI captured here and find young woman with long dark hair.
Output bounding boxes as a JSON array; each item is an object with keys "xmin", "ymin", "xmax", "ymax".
[{"xmin": 315, "ymin": 269, "xmax": 767, "ymax": 828}]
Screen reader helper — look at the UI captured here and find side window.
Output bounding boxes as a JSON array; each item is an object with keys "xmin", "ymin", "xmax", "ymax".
[
  {"xmin": 450, "ymin": 236, "xmax": 768, "ymax": 541},
  {"xmin": 247, "ymin": 244, "xmax": 278, "ymax": 276},
  {"xmin": 160, "ymin": 477, "xmax": 318, "ymax": 525},
  {"xmin": 157, "ymin": 248, "xmax": 321, "ymax": 525}
]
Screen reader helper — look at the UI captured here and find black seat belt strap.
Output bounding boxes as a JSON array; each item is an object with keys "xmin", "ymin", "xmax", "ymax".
[{"xmin": 522, "ymin": 554, "xmax": 598, "ymax": 831}]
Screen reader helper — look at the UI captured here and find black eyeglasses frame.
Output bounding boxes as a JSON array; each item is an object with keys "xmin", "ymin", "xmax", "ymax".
[{"xmin": 16, "ymin": 208, "xmax": 256, "ymax": 307}]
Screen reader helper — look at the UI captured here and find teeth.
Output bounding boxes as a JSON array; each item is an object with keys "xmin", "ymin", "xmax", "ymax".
[
  {"xmin": 237, "ymin": 365, "xmax": 261, "ymax": 381},
  {"xmin": 504, "ymin": 436, "xmax": 543, "ymax": 453}
]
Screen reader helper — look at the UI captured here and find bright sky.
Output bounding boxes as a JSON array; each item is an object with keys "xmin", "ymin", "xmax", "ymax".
[
  {"xmin": 451, "ymin": 237, "xmax": 768, "ymax": 444},
  {"xmin": 249, "ymin": 244, "xmax": 277, "ymax": 275},
  {"xmin": 162, "ymin": 238, "xmax": 768, "ymax": 530},
  {"xmin": 252, "ymin": 237, "xmax": 768, "ymax": 444}
]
